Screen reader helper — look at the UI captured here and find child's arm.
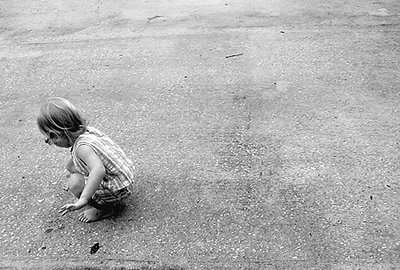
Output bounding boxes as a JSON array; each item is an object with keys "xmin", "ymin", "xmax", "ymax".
[{"xmin": 59, "ymin": 145, "xmax": 105, "ymax": 215}]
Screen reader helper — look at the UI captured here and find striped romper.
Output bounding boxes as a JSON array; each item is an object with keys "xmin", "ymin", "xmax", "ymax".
[{"xmin": 71, "ymin": 127, "xmax": 135, "ymax": 205}]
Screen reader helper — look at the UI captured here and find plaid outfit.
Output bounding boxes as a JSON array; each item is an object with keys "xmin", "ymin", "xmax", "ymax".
[{"xmin": 71, "ymin": 127, "xmax": 135, "ymax": 205}]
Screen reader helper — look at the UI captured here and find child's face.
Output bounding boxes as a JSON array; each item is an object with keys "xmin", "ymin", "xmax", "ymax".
[{"xmin": 45, "ymin": 132, "xmax": 71, "ymax": 148}]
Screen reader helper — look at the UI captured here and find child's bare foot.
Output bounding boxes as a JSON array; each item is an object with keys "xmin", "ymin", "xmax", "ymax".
[{"xmin": 78, "ymin": 207, "xmax": 114, "ymax": 223}]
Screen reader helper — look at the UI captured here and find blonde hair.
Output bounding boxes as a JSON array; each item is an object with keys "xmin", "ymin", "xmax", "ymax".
[{"xmin": 37, "ymin": 97, "xmax": 87, "ymax": 143}]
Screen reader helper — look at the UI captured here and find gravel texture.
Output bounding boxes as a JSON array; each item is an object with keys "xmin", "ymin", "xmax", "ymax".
[{"xmin": 1, "ymin": 0, "xmax": 400, "ymax": 269}]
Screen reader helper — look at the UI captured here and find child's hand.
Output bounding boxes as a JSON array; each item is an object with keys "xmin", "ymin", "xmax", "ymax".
[{"xmin": 59, "ymin": 201, "xmax": 86, "ymax": 216}]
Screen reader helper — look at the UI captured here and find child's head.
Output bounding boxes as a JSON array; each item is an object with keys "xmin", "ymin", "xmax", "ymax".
[{"xmin": 37, "ymin": 97, "xmax": 87, "ymax": 147}]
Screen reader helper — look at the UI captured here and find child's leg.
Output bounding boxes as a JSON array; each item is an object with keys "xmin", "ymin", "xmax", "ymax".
[
  {"xmin": 78, "ymin": 205, "xmax": 114, "ymax": 223},
  {"xmin": 67, "ymin": 173, "xmax": 85, "ymax": 198},
  {"xmin": 78, "ymin": 187, "xmax": 132, "ymax": 223},
  {"xmin": 67, "ymin": 173, "xmax": 113, "ymax": 222}
]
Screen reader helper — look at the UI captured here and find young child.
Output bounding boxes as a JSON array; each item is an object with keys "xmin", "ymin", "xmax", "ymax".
[{"xmin": 37, "ymin": 97, "xmax": 135, "ymax": 223}]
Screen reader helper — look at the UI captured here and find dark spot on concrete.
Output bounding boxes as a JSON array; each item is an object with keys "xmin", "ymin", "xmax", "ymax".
[
  {"xmin": 225, "ymin": 53, "xmax": 243, "ymax": 58},
  {"xmin": 90, "ymin": 243, "xmax": 100, "ymax": 254},
  {"xmin": 147, "ymin": 15, "xmax": 163, "ymax": 22}
]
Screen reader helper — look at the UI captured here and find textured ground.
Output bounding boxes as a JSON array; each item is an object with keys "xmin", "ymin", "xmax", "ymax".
[{"xmin": 1, "ymin": 0, "xmax": 400, "ymax": 269}]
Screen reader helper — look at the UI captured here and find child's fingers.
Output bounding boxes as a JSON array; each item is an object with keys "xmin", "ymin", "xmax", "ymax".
[
  {"xmin": 59, "ymin": 204, "xmax": 73, "ymax": 216},
  {"xmin": 59, "ymin": 209, "xmax": 67, "ymax": 216}
]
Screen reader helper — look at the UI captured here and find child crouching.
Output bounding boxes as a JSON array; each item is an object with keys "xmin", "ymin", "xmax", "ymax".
[{"xmin": 37, "ymin": 97, "xmax": 135, "ymax": 223}]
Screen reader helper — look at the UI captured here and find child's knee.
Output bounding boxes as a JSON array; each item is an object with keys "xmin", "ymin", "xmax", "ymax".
[
  {"xmin": 66, "ymin": 160, "xmax": 79, "ymax": 174},
  {"xmin": 68, "ymin": 173, "xmax": 85, "ymax": 197}
]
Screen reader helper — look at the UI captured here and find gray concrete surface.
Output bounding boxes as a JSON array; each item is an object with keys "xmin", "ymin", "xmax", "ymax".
[{"xmin": 1, "ymin": 0, "xmax": 400, "ymax": 269}]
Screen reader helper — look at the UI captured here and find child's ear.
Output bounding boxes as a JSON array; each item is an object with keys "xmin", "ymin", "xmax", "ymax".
[
  {"xmin": 45, "ymin": 131, "xmax": 57, "ymax": 145},
  {"xmin": 48, "ymin": 131, "xmax": 57, "ymax": 139}
]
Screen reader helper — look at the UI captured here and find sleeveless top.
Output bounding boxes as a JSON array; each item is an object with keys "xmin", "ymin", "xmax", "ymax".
[{"xmin": 70, "ymin": 127, "xmax": 135, "ymax": 192}]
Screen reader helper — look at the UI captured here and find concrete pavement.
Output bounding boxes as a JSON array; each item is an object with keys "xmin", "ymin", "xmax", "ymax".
[{"xmin": 1, "ymin": 0, "xmax": 400, "ymax": 269}]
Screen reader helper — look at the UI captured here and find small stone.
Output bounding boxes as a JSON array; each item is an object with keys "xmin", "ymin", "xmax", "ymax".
[{"xmin": 90, "ymin": 243, "xmax": 100, "ymax": 254}]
